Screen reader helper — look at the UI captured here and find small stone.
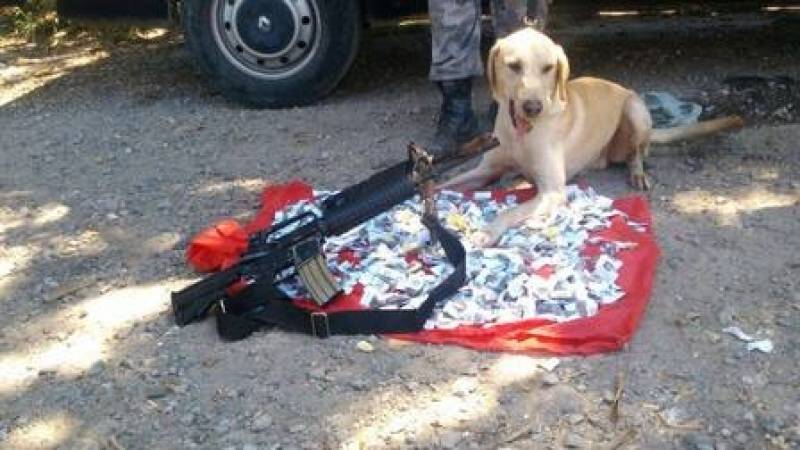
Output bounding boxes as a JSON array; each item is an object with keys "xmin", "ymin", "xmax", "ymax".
[
  {"xmin": 720, "ymin": 428, "xmax": 731, "ymax": 438},
  {"xmin": 440, "ymin": 430, "xmax": 462, "ymax": 449},
  {"xmin": 452, "ymin": 377, "xmax": 478, "ymax": 396},
  {"xmin": 214, "ymin": 419, "xmax": 232, "ymax": 434},
  {"xmin": 717, "ymin": 308, "xmax": 735, "ymax": 326},
  {"xmin": 723, "ymin": 357, "xmax": 737, "ymax": 366},
  {"xmin": 787, "ymin": 425, "xmax": 800, "ymax": 442},
  {"xmin": 460, "ymin": 366, "xmax": 479, "ymax": 376},
  {"xmin": 405, "ymin": 381, "xmax": 420, "ymax": 392},
  {"xmin": 759, "ymin": 416, "xmax": 783, "ymax": 434},
  {"xmin": 289, "ymin": 424, "xmax": 306, "ymax": 434},
  {"xmin": 734, "ymin": 433, "xmax": 748, "ymax": 444},
  {"xmin": 541, "ymin": 373, "xmax": 559, "ymax": 386},
  {"xmin": 565, "ymin": 414, "xmax": 584, "ymax": 425},
  {"xmin": 251, "ymin": 413, "xmax": 273, "ymax": 431},
  {"xmin": 602, "ymin": 390, "xmax": 616, "ymax": 403},
  {"xmin": 564, "ymin": 432, "xmax": 592, "ymax": 448},
  {"xmin": 349, "ymin": 380, "xmax": 369, "ymax": 391},
  {"xmin": 145, "ymin": 386, "xmax": 170, "ymax": 399},
  {"xmin": 308, "ymin": 367, "xmax": 326, "ymax": 380},
  {"xmin": 681, "ymin": 432, "xmax": 715, "ymax": 450},
  {"xmin": 87, "ymin": 361, "xmax": 106, "ymax": 377},
  {"xmin": 356, "ymin": 341, "xmax": 374, "ymax": 352}
]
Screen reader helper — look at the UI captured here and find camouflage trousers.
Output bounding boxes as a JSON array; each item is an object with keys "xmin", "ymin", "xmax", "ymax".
[{"xmin": 428, "ymin": 0, "xmax": 549, "ymax": 81}]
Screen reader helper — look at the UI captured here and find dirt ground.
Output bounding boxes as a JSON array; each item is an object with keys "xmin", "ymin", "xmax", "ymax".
[{"xmin": 1, "ymin": 10, "xmax": 799, "ymax": 450}]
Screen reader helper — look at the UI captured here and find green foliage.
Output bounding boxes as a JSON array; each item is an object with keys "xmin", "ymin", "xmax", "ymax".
[{"xmin": 4, "ymin": 0, "xmax": 60, "ymax": 42}]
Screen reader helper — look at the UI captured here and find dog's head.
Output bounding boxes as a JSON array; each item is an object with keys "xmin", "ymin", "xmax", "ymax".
[{"xmin": 487, "ymin": 28, "xmax": 569, "ymax": 135}]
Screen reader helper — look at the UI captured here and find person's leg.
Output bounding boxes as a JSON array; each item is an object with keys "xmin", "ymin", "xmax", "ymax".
[
  {"xmin": 427, "ymin": 0, "xmax": 483, "ymax": 154},
  {"xmin": 491, "ymin": 0, "xmax": 527, "ymax": 38}
]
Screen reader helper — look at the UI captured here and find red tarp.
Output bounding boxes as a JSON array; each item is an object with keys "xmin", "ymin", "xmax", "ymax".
[{"xmin": 186, "ymin": 181, "xmax": 660, "ymax": 356}]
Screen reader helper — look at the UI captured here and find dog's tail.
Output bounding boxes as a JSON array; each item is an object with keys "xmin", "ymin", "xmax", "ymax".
[{"xmin": 649, "ymin": 115, "xmax": 745, "ymax": 144}]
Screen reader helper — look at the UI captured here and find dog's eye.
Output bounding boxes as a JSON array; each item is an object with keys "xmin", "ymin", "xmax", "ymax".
[
  {"xmin": 542, "ymin": 64, "xmax": 555, "ymax": 74},
  {"xmin": 507, "ymin": 61, "xmax": 522, "ymax": 73}
]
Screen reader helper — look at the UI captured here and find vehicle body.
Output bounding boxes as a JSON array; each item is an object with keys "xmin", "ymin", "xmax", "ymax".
[
  {"xmin": 47, "ymin": 0, "xmax": 432, "ymax": 108},
  {"xmin": 4, "ymin": 1, "xmax": 792, "ymax": 108}
]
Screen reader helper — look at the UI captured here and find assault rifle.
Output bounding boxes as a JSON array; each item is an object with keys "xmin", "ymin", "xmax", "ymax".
[{"xmin": 172, "ymin": 134, "xmax": 499, "ymax": 333}]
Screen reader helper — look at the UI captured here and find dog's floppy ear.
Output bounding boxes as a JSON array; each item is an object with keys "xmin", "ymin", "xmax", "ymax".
[
  {"xmin": 553, "ymin": 44, "xmax": 570, "ymax": 108},
  {"xmin": 487, "ymin": 43, "xmax": 503, "ymax": 101}
]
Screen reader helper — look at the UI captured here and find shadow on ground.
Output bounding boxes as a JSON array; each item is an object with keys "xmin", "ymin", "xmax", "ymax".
[{"xmin": 1, "ymin": 11, "xmax": 799, "ymax": 449}]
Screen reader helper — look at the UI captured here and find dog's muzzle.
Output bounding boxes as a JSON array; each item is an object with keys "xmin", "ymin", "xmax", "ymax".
[
  {"xmin": 509, "ymin": 100, "xmax": 533, "ymax": 136},
  {"xmin": 522, "ymin": 99, "xmax": 543, "ymax": 117}
]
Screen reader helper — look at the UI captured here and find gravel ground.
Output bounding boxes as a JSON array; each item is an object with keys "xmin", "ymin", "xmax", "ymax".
[{"xmin": 1, "ymin": 11, "xmax": 799, "ymax": 450}]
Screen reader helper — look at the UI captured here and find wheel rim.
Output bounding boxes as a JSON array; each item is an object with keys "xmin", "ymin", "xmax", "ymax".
[{"xmin": 211, "ymin": 0, "xmax": 320, "ymax": 80}]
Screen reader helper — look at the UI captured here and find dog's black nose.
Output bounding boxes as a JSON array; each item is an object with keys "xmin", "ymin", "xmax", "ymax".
[{"xmin": 522, "ymin": 99, "xmax": 543, "ymax": 117}]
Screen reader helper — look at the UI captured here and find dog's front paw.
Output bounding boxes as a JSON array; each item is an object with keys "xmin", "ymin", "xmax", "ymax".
[
  {"xmin": 523, "ymin": 213, "xmax": 550, "ymax": 229},
  {"xmin": 471, "ymin": 229, "xmax": 500, "ymax": 248},
  {"xmin": 629, "ymin": 172, "xmax": 651, "ymax": 191}
]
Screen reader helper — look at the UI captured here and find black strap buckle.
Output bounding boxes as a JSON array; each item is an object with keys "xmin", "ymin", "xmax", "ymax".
[{"xmin": 310, "ymin": 312, "xmax": 330, "ymax": 338}]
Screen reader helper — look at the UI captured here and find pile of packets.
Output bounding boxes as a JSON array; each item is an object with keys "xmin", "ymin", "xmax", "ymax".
[{"xmin": 272, "ymin": 186, "xmax": 645, "ymax": 330}]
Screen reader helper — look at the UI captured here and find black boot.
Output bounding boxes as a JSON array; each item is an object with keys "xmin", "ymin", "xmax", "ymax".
[{"xmin": 431, "ymin": 78, "xmax": 480, "ymax": 156}]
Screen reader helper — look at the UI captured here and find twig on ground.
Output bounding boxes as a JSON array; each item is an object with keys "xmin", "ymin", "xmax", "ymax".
[
  {"xmin": 503, "ymin": 423, "xmax": 535, "ymax": 444},
  {"xmin": 106, "ymin": 435, "xmax": 126, "ymax": 450},
  {"xmin": 610, "ymin": 371, "xmax": 625, "ymax": 423}
]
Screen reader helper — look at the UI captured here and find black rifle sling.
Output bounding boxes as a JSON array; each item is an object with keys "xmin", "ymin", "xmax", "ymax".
[{"xmin": 215, "ymin": 220, "xmax": 465, "ymax": 340}]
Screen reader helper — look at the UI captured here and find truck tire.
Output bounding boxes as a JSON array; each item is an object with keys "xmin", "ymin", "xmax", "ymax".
[{"xmin": 182, "ymin": 0, "xmax": 360, "ymax": 108}]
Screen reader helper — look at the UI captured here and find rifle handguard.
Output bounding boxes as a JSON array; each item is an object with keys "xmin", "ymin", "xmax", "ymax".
[{"xmin": 321, "ymin": 164, "xmax": 416, "ymax": 236}]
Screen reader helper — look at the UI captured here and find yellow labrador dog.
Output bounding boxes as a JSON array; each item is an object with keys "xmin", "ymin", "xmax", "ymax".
[{"xmin": 440, "ymin": 27, "xmax": 743, "ymax": 247}]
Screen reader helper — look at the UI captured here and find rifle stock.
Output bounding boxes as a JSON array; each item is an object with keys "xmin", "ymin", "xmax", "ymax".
[{"xmin": 172, "ymin": 268, "xmax": 241, "ymax": 326}]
